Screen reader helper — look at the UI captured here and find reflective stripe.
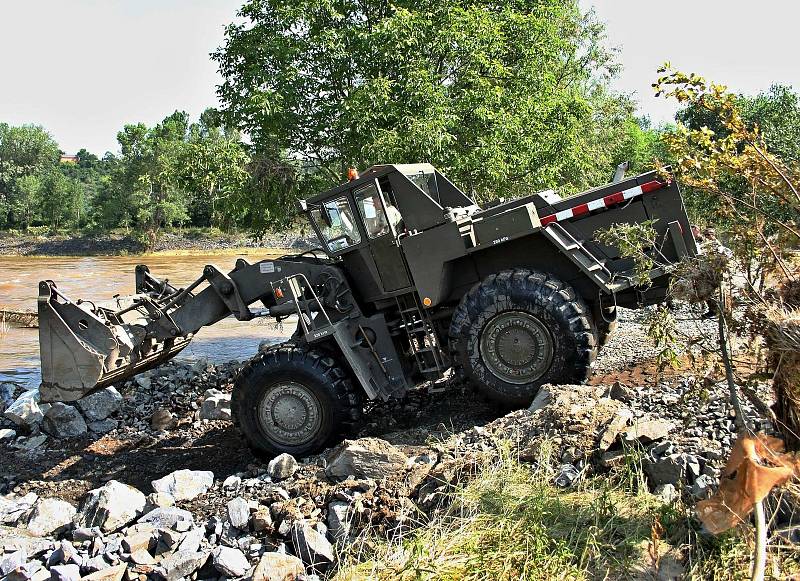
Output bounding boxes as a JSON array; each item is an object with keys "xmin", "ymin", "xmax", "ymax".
[
  {"xmin": 538, "ymin": 179, "xmax": 667, "ymax": 227},
  {"xmin": 622, "ymin": 185, "xmax": 643, "ymax": 200},
  {"xmin": 587, "ymin": 199, "xmax": 606, "ymax": 211}
]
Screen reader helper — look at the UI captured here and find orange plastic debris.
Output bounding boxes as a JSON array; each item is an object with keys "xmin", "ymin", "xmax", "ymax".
[{"xmin": 697, "ymin": 433, "xmax": 800, "ymax": 534}]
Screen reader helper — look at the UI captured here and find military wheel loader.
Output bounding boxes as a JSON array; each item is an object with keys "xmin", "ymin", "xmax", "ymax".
[{"xmin": 37, "ymin": 163, "xmax": 697, "ymax": 457}]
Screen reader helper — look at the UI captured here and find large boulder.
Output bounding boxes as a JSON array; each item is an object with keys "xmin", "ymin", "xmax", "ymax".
[
  {"xmin": 199, "ymin": 390, "xmax": 231, "ymax": 420},
  {"xmin": 0, "ymin": 493, "xmax": 39, "ymax": 526},
  {"xmin": 267, "ymin": 453, "xmax": 298, "ymax": 481},
  {"xmin": 251, "ymin": 552, "xmax": 305, "ymax": 581},
  {"xmin": 26, "ymin": 498, "xmax": 76, "ymax": 537},
  {"xmin": 211, "ymin": 546, "xmax": 250, "ymax": 577},
  {"xmin": 157, "ymin": 550, "xmax": 209, "ymax": 581},
  {"xmin": 0, "ymin": 382, "xmax": 16, "ymax": 412},
  {"xmin": 151, "ymin": 470, "xmax": 214, "ymax": 501},
  {"xmin": 290, "ymin": 521, "xmax": 334, "ymax": 571},
  {"xmin": 137, "ymin": 507, "xmax": 194, "ymax": 531},
  {"xmin": 41, "ymin": 403, "xmax": 87, "ymax": 438},
  {"xmin": 324, "ymin": 438, "xmax": 408, "ymax": 482},
  {"xmin": 226, "ymin": 497, "xmax": 250, "ymax": 530},
  {"xmin": 73, "ymin": 481, "xmax": 146, "ymax": 532},
  {"xmin": 75, "ymin": 388, "xmax": 122, "ymax": 422},
  {"xmin": 3, "ymin": 391, "xmax": 43, "ymax": 429}
]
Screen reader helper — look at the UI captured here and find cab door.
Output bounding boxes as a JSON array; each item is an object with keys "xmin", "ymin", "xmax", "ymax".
[{"xmin": 353, "ymin": 180, "xmax": 411, "ymax": 293}]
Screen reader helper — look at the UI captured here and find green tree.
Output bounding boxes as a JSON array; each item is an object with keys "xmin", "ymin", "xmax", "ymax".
[
  {"xmin": 214, "ymin": 0, "xmax": 631, "ymax": 226},
  {"xmin": 0, "ymin": 123, "xmax": 59, "ymax": 226},
  {"xmin": 12, "ymin": 174, "xmax": 41, "ymax": 229}
]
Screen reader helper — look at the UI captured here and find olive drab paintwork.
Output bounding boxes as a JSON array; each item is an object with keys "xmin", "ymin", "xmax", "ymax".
[{"xmin": 37, "ymin": 163, "xmax": 697, "ymax": 409}]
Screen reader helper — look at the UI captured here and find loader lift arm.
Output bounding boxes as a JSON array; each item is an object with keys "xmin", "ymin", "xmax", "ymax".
[{"xmin": 37, "ymin": 254, "xmax": 406, "ymax": 403}]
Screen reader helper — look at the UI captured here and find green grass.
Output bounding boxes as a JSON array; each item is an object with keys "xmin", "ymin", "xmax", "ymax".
[{"xmin": 332, "ymin": 443, "xmax": 797, "ymax": 581}]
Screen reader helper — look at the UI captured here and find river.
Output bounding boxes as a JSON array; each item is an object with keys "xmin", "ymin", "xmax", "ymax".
[{"xmin": 0, "ymin": 252, "xmax": 295, "ymax": 390}]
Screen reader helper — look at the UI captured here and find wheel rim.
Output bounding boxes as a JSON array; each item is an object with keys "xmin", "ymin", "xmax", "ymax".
[
  {"xmin": 257, "ymin": 381, "xmax": 323, "ymax": 446},
  {"xmin": 479, "ymin": 311, "xmax": 554, "ymax": 384}
]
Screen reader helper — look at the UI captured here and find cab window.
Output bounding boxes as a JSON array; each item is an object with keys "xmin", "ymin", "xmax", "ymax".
[
  {"xmin": 310, "ymin": 196, "xmax": 361, "ymax": 252},
  {"xmin": 355, "ymin": 181, "xmax": 404, "ymax": 238}
]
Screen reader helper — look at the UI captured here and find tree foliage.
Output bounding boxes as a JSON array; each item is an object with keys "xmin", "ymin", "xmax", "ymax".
[{"xmin": 213, "ymin": 0, "xmax": 656, "ymax": 217}]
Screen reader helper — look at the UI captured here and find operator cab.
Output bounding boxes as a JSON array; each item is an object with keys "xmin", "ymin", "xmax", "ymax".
[{"xmin": 301, "ymin": 164, "xmax": 474, "ymax": 301}]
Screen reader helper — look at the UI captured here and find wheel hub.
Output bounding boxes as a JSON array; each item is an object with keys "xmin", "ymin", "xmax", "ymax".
[
  {"xmin": 257, "ymin": 382, "xmax": 322, "ymax": 446},
  {"xmin": 480, "ymin": 311, "xmax": 553, "ymax": 384}
]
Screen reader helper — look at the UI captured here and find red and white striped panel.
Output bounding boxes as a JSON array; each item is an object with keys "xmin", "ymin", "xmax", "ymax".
[{"xmin": 539, "ymin": 180, "xmax": 666, "ymax": 227}]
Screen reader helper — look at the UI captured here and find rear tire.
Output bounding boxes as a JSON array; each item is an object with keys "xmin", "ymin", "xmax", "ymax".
[
  {"xmin": 449, "ymin": 269, "xmax": 597, "ymax": 408},
  {"xmin": 232, "ymin": 344, "xmax": 362, "ymax": 458}
]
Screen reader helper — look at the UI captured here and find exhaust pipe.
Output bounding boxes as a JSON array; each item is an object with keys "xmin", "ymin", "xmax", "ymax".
[{"xmin": 37, "ymin": 281, "xmax": 191, "ymax": 402}]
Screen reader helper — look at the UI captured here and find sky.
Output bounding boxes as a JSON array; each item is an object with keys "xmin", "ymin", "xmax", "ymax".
[
  {"xmin": 1, "ymin": 1, "xmax": 799, "ymax": 155},
  {"xmin": 581, "ymin": 0, "xmax": 800, "ymax": 125}
]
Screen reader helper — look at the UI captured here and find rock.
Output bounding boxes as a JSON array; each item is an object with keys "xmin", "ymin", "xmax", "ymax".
[
  {"xmin": 14, "ymin": 435, "xmax": 47, "ymax": 451},
  {"xmin": 144, "ymin": 493, "xmax": 174, "ymax": 510},
  {"xmin": 691, "ymin": 474, "xmax": 716, "ymax": 499},
  {"xmin": 149, "ymin": 408, "xmax": 176, "ymax": 431},
  {"xmin": 654, "ymin": 483, "xmax": 679, "ymax": 504},
  {"xmin": 122, "ymin": 530, "xmax": 153, "ymax": 554},
  {"xmin": 251, "ymin": 552, "xmax": 305, "ymax": 581},
  {"xmin": 151, "ymin": 470, "xmax": 214, "ymax": 501},
  {"xmin": 50, "ymin": 564, "xmax": 81, "ymax": 581},
  {"xmin": 80, "ymin": 563, "xmax": 126, "ymax": 581},
  {"xmin": 0, "ymin": 428, "xmax": 16, "ymax": 441},
  {"xmin": 0, "ymin": 525, "xmax": 53, "ymax": 555},
  {"xmin": 227, "ymin": 497, "xmax": 250, "ymax": 530},
  {"xmin": 327, "ymin": 501, "xmax": 350, "ymax": 542},
  {"xmin": 621, "ymin": 418, "xmax": 675, "ymax": 444},
  {"xmin": 42, "ymin": 403, "xmax": 87, "ymax": 438},
  {"xmin": 1, "ymin": 493, "xmax": 40, "ymax": 526},
  {"xmin": 75, "ymin": 388, "xmax": 122, "ymax": 422},
  {"xmin": 599, "ymin": 413, "xmax": 630, "ymax": 451},
  {"xmin": 86, "ymin": 420, "xmax": 117, "ymax": 435},
  {"xmin": 176, "ymin": 527, "xmax": 204, "ymax": 553},
  {"xmin": 325, "ymin": 438, "xmax": 408, "ymax": 482},
  {"xmin": 0, "ymin": 382, "xmax": 16, "ymax": 411},
  {"xmin": 27, "ymin": 498, "xmax": 76, "ymax": 537},
  {"xmin": 199, "ymin": 390, "xmax": 231, "ymax": 420},
  {"xmin": 1, "ymin": 550, "xmax": 27, "ymax": 577},
  {"xmin": 137, "ymin": 507, "xmax": 194, "ymax": 531},
  {"xmin": 74, "ymin": 481, "xmax": 146, "ymax": 533},
  {"xmin": 643, "ymin": 455, "xmax": 685, "ymax": 487},
  {"xmin": 528, "ymin": 386, "xmax": 552, "ymax": 413},
  {"xmin": 81, "ymin": 555, "xmax": 109, "ymax": 574},
  {"xmin": 156, "ymin": 550, "xmax": 208, "ymax": 581},
  {"xmin": 251, "ymin": 506, "xmax": 273, "ymax": 532},
  {"xmin": 48, "ymin": 539, "xmax": 80, "ymax": 566},
  {"xmin": 267, "ymin": 453, "xmax": 298, "ymax": 481},
  {"xmin": 211, "ymin": 546, "xmax": 250, "ymax": 577},
  {"xmin": 554, "ymin": 464, "xmax": 581, "ymax": 488},
  {"xmin": 222, "ymin": 475, "xmax": 241, "ymax": 490},
  {"xmin": 290, "ymin": 522, "xmax": 334, "ymax": 571},
  {"xmin": 4, "ymin": 391, "xmax": 43, "ymax": 429}
]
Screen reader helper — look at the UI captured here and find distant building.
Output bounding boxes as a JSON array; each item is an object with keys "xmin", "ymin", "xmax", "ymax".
[{"xmin": 60, "ymin": 155, "xmax": 79, "ymax": 164}]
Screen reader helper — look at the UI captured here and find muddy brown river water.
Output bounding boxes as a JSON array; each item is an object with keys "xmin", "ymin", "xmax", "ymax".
[{"xmin": 0, "ymin": 252, "xmax": 295, "ymax": 390}]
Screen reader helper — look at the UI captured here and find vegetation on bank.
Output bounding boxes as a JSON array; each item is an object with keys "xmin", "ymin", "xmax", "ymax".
[{"xmin": 334, "ymin": 447, "xmax": 798, "ymax": 580}]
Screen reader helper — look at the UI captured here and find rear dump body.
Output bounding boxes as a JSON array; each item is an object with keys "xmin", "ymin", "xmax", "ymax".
[
  {"xmin": 400, "ymin": 168, "xmax": 696, "ymax": 311},
  {"xmin": 37, "ymin": 166, "xmax": 696, "ymax": 405}
]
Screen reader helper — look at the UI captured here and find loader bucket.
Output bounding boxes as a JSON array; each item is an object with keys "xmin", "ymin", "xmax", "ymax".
[{"xmin": 37, "ymin": 281, "xmax": 191, "ymax": 402}]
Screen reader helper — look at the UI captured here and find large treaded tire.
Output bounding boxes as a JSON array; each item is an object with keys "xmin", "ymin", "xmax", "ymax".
[
  {"xmin": 232, "ymin": 344, "xmax": 362, "ymax": 458},
  {"xmin": 449, "ymin": 269, "xmax": 597, "ymax": 408}
]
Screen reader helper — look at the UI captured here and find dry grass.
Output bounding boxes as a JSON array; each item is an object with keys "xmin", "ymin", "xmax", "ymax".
[{"xmin": 331, "ymin": 443, "xmax": 799, "ymax": 581}]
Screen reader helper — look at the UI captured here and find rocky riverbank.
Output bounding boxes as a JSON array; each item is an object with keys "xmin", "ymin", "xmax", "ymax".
[
  {"xmin": 0, "ymin": 230, "xmax": 317, "ymax": 257},
  {"xmin": 0, "ymin": 305, "xmax": 792, "ymax": 580}
]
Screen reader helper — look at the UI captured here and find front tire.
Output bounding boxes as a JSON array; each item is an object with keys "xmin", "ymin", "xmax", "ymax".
[
  {"xmin": 232, "ymin": 345, "xmax": 362, "ymax": 458},
  {"xmin": 450, "ymin": 269, "xmax": 597, "ymax": 408}
]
